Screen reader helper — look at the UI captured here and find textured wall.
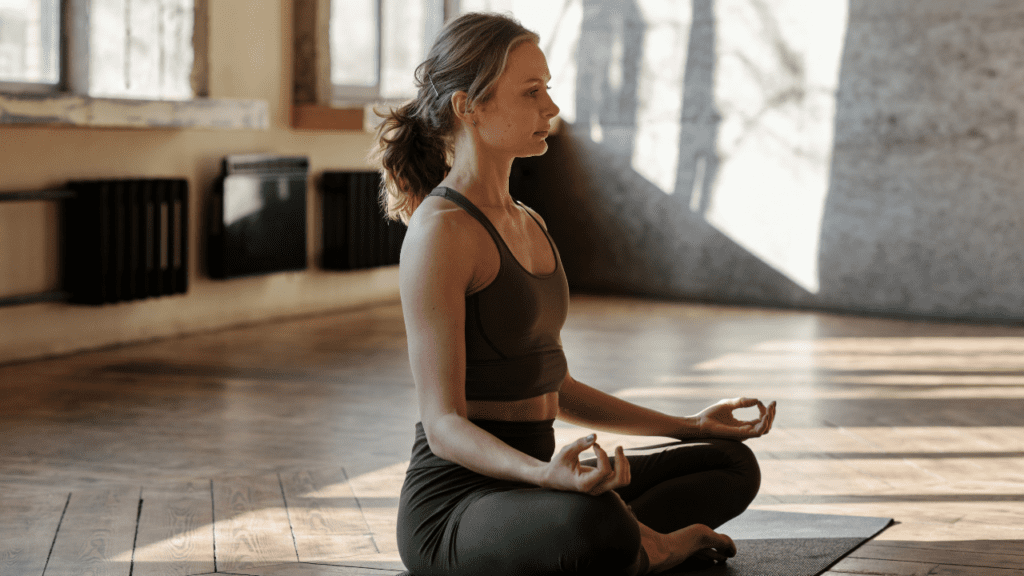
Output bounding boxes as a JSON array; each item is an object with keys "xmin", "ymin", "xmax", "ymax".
[{"xmin": 513, "ymin": 0, "xmax": 1024, "ymax": 321}]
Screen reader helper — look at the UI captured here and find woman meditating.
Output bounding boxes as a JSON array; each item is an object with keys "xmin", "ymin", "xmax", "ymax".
[{"xmin": 373, "ymin": 12, "xmax": 776, "ymax": 576}]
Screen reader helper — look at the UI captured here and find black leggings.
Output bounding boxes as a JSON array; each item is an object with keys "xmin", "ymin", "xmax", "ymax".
[{"xmin": 397, "ymin": 419, "xmax": 760, "ymax": 576}]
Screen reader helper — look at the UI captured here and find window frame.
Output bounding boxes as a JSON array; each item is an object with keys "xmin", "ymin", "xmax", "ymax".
[{"xmin": 0, "ymin": 80, "xmax": 56, "ymax": 93}]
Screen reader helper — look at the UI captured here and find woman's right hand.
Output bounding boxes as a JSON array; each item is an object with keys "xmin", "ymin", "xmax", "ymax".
[{"xmin": 539, "ymin": 434, "xmax": 631, "ymax": 495}]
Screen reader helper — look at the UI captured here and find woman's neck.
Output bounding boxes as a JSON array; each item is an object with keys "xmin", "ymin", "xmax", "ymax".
[{"xmin": 441, "ymin": 131, "xmax": 516, "ymax": 210}]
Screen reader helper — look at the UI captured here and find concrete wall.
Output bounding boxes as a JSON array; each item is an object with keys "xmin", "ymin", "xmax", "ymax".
[
  {"xmin": 513, "ymin": 0, "xmax": 1024, "ymax": 322},
  {"xmin": 0, "ymin": 0, "xmax": 398, "ymax": 364}
]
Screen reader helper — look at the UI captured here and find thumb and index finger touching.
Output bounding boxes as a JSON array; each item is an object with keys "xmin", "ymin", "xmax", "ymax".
[
  {"xmin": 559, "ymin": 433, "xmax": 597, "ymax": 462},
  {"xmin": 557, "ymin": 434, "xmax": 627, "ymax": 491}
]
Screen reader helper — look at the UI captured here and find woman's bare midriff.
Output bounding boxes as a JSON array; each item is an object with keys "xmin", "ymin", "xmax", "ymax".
[{"xmin": 466, "ymin": 391, "xmax": 560, "ymax": 421}]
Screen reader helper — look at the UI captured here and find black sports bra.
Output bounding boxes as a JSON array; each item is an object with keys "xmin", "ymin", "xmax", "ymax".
[{"xmin": 428, "ymin": 187, "xmax": 570, "ymax": 401}]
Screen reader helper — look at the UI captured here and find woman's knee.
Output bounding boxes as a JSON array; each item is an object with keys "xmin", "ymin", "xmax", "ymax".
[{"xmin": 711, "ymin": 438, "xmax": 761, "ymax": 505}]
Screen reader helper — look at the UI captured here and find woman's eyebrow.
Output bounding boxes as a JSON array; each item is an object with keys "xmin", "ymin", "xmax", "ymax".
[{"xmin": 522, "ymin": 75, "xmax": 552, "ymax": 85}]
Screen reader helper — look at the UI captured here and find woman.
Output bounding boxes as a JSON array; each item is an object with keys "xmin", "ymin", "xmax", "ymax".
[{"xmin": 373, "ymin": 12, "xmax": 776, "ymax": 576}]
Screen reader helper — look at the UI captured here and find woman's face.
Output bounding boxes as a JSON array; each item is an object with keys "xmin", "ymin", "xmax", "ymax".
[{"xmin": 473, "ymin": 41, "xmax": 560, "ymax": 159}]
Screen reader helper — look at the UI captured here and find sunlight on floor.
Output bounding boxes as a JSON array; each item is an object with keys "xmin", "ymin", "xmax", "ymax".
[
  {"xmin": 603, "ymin": 333, "xmax": 1024, "ymax": 545},
  {"xmin": 693, "ymin": 336, "xmax": 1024, "ymax": 372}
]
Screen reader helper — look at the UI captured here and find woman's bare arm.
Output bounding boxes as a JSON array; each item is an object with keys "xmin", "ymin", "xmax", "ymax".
[
  {"xmin": 557, "ymin": 374, "xmax": 699, "ymax": 437},
  {"xmin": 558, "ymin": 373, "xmax": 775, "ymax": 441}
]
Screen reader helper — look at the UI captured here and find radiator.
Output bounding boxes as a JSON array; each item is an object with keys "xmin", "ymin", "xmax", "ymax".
[
  {"xmin": 321, "ymin": 171, "xmax": 406, "ymax": 270},
  {"xmin": 63, "ymin": 179, "xmax": 189, "ymax": 305},
  {"xmin": 207, "ymin": 155, "xmax": 309, "ymax": 279}
]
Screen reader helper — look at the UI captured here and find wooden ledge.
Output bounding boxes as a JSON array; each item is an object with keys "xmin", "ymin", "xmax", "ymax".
[
  {"xmin": 291, "ymin": 104, "xmax": 365, "ymax": 131},
  {"xmin": 0, "ymin": 93, "xmax": 269, "ymax": 130}
]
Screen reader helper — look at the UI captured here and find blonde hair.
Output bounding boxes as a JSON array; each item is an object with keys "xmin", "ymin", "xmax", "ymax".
[{"xmin": 371, "ymin": 12, "xmax": 540, "ymax": 223}]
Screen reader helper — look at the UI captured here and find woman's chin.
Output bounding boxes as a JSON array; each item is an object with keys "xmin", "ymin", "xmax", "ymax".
[{"xmin": 518, "ymin": 141, "xmax": 549, "ymax": 158}]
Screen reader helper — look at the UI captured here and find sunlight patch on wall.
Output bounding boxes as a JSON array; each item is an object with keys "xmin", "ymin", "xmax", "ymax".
[
  {"xmin": 630, "ymin": 0, "xmax": 690, "ymax": 196},
  {"xmin": 704, "ymin": 0, "xmax": 848, "ymax": 293}
]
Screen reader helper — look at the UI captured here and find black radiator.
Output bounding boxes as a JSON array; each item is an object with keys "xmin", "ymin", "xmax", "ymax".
[
  {"xmin": 207, "ymin": 155, "xmax": 309, "ymax": 279},
  {"xmin": 321, "ymin": 171, "xmax": 405, "ymax": 270},
  {"xmin": 63, "ymin": 179, "xmax": 189, "ymax": 305}
]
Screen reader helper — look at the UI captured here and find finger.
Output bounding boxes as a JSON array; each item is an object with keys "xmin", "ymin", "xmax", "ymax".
[
  {"xmin": 615, "ymin": 446, "xmax": 631, "ymax": 487},
  {"xmin": 753, "ymin": 412, "xmax": 767, "ymax": 436},
  {"xmin": 754, "ymin": 402, "xmax": 775, "ymax": 436},
  {"xmin": 764, "ymin": 401, "xmax": 777, "ymax": 434},
  {"xmin": 591, "ymin": 446, "xmax": 630, "ymax": 494},
  {"xmin": 732, "ymin": 398, "xmax": 766, "ymax": 426},
  {"xmin": 581, "ymin": 443, "xmax": 615, "ymax": 494},
  {"xmin": 559, "ymin": 434, "xmax": 597, "ymax": 463},
  {"xmin": 593, "ymin": 442, "xmax": 614, "ymax": 479},
  {"xmin": 729, "ymin": 397, "xmax": 760, "ymax": 409}
]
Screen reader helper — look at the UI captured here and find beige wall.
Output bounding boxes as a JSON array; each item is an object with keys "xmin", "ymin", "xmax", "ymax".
[{"xmin": 0, "ymin": 0, "xmax": 400, "ymax": 364}]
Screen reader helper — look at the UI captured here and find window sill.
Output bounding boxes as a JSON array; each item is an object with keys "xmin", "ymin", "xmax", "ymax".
[
  {"xmin": 291, "ymin": 104, "xmax": 366, "ymax": 131},
  {"xmin": 291, "ymin": 101, "xmax": 398, "ymax": 132},
  {"xmin": 0, "ymin": 93, "xmax": 269, "ymax": 130}
]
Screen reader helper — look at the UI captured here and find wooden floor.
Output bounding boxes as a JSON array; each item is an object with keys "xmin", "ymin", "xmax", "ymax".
[{"xmin": 1, "ymin": 294, "xmax": 1022, "ymax": 576}]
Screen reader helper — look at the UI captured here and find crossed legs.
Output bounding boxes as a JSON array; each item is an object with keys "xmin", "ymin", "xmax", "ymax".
[{"xmin": 441, "ymin": 438, "xmax": 760, "ymax": 576}]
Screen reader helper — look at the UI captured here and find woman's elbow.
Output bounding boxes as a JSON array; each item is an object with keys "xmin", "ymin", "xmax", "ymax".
[{"xmin": 421, "ymin": 413, "xmax": 461, "ymax": 461}]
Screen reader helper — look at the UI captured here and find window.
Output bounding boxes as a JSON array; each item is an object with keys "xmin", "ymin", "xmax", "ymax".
[
  {"xmin": 0, "ymin": 0, "xmax": 265, "ymax": 129},
  {"xmin": 85, "ymin": 0, "xmax": 196, "ymax": 100},
  {"xmin": 292, "ymin": 0, "xmax": 451, "ymax": 129},
  {"xmin": 0, "ymin": 0, "xmax": 196, "ymax": 98},
  {"xmin": 330, "ymin": 0, "xmax": 444, "ymax": 102},
  {"xmin": 0, "ymin": 0, "xmax": 60, "ymax": 91}
]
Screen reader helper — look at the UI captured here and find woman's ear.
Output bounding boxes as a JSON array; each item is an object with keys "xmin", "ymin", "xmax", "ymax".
[{"xmin": 450, "ymin": 91, "xmax": 476, "ymax": 127}]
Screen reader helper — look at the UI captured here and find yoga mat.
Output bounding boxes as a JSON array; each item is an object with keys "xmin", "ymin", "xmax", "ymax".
[
  {"xmin": 396, "ymin": 510, "xmax": 891, "ymax": 576},
  {"xmin": 669, "ymin": 509, "xmax": 893, "ymax": 576}
]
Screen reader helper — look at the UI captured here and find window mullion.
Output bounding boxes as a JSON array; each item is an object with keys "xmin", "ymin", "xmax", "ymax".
[
  {"xmin": 375, "ymin": 0, "xmax": 383, "ymax": 101},
  {"xmin": 61, "ymin": 0, "xmax": 90, "ymax": 95}
]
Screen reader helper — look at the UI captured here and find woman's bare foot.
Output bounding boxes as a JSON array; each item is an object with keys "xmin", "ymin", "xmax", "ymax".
[{"xmin": 639, "ymin": 522, "xmax": 737, "ymax": 574}]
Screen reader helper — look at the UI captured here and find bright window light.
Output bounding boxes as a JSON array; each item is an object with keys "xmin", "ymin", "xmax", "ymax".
[{"xmin": 0, "ymin": 0, "xmax": 59, "ymax": 85}]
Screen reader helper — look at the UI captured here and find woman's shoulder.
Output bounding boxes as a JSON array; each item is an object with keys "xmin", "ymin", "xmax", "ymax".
[
  {"xmin": 403, "ymin": 195, "xmax": 490, "ymax": 262},
  {"xmin": 400, "ymin": 194, "xmax": 493, "ymax": 295},
  {"xmin": 409, "ymin": 195, "xmax": 480, "ymax": 239}
]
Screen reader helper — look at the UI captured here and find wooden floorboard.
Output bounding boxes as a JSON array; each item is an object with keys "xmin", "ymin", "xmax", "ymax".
[
  {"xmin": 133, "ymin": 481, "xmax": 215, "ymax": 576},
  {"xmin": 280, "ymin": 468, "xmax": 378, "ymax": 563},
  {"xmin": 44, "ymin": 486, "xmax": 140, "ymax": 576},
  {"xmin": 212, "ymin": 474, "xmax": 298, "ymax": 573},
  {"xmin": 0, "ymin": 491, "xmax": 68, "ymax": 576},
  {"xmin": 1, "ymin": 296, "xmax": 1023, "ymax": 575}
]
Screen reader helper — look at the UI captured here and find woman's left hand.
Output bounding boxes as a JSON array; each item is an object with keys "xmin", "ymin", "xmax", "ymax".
[{"xmin": 689, "ymin": 397, "xmax": 776, "ymax": 441}]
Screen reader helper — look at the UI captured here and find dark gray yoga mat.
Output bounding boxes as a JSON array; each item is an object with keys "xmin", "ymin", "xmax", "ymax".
[
  {"xmin": 396, "ymin": 509, "xmax": 891, "ymax": 576},
  {"xmin": 669, "ymin": 509, "xmax": 893, "ymax": 575}
]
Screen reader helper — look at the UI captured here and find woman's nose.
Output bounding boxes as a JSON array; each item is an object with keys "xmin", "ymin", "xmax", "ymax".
[{"xmin": 545, "ymin": 95, "xmax": 560, "ymax": 119}]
